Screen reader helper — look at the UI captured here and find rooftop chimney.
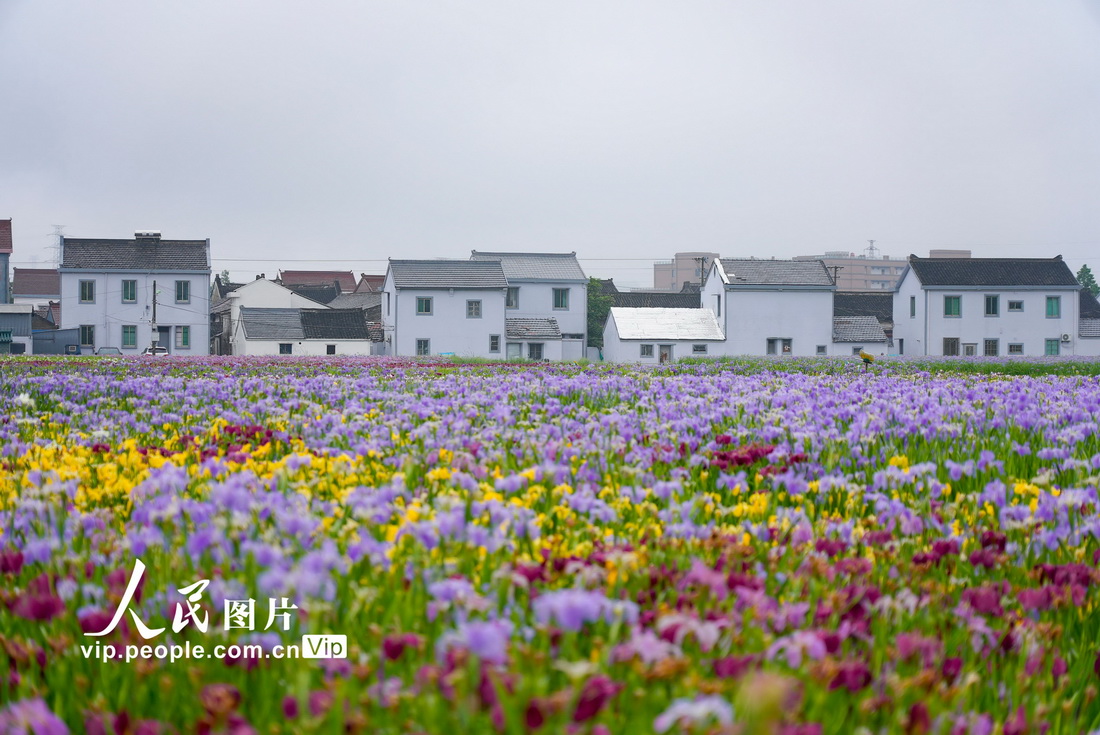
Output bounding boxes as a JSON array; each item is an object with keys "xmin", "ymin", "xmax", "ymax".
[{"xmin": 135, "ymin": 230, "xmax": 161, "ymax": 242}]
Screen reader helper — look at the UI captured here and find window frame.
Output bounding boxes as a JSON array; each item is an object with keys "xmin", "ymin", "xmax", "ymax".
[
  {"xmin": 692, "ymin": 344, "xmax": 707, "ymax": 354},
  {"xmin": 943, "ymin": 337, "xmax": 960, "ymax": 356},
  {"xmin": 121, "ymin": 324, "xmax": 137, "ymax": 348},
  {"xmin": 79, "ymin": 325, "xmax": 95, "ymax": 348},
  {"xmin": 983, "ymin": 338, "xmax": 998, "ymax": 357},
  {"xmin": 79, "ymin": 280, "xmax": 96, "ymax": 304},
  {"xmin": 1045, "ymin": 296, "xmax": 1061, "ymax": 319},
  {"xmin": 175, "ymin": 280, "xmax": 190, "ymax": 304},
  {"xmin": 552, "ymin": 288, "xmax": 569, "ymax": 310},
  {"xmin": 1008, "ymin": 343, "xmax": 1024, "ymax": 355},
  {"xmin": 416, "ymin": 338, "xmax": 431, "ymax": 356},
  {"xmin": 326, "ymin": 344, "xmax": 336, "ymax": 355},
  {"xmin": 528, "ymin": 343, "xmax": 544, "ymax": 360},
  {"xmin": 1045, "ymin": 339, "xmax": 1060, "ymax": 356},
  {"xmin": 1007, "ymin": 300, "xmax": 1024, "ymax": 312},
  {"xmin": 489, "ymin": 335, "xmax": 501, "ymax": 353},
  {"xmin": 416, "ymin": 297, "xmax": 433, "ymax": 316},
  {"xmin": 121, "ymin": 279, "xmax": 137, "ymax": 304},
  {"xmin": 279, "ymin": 343, "xmax": 292, "ymax": 355},
  {"xmin": 815, "ymin": 345, "xmax": 827, "ymax": 355},
  {"xmin": 909, "ymin": 296, "xmax": 916, "ymax": 318},
  {"xmin": 943, "ymin": 295, "xmax": 961, "ymax": 318},
  {"xmin": 466, "ymin": 299, "xmax": 482, "ymax": 319},
  {"xmin": 506, "ymin": 287, "xmax": 519, "ymax": 309},
  {"xmin": 984, "ymin": 294, "xmax": 999, "ymax": 317},
  {"xmin": 175, "ymin": 325, "xmax": 190, "ymax": 350},
  {"xmin": 640, "ymin": 344, "xmax": 654, "ymax": 358}
]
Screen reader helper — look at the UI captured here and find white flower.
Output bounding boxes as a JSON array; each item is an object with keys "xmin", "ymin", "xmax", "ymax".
[{"xmin": 654, "ymin": 695, "xmax": 734, "ymax": 733}]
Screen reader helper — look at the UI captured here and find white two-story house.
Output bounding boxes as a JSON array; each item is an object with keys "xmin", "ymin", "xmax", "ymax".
[
  {"xmin": 59, "ymin": 231, "xmax": 211, "ymax": 354},
  {"xmin": 470, "ymin": 251, "xmax": 588, "ymax": 360},
  {"xmin": 892, "ymin": 255, "xmax": 1081, "ymax": 357},
  {"xmin": 701, "ymin": 258, "xmax": 836, "ymax": 356},
  {"xmin": 382, "ymin": 259, "xmax": 509, "ymax": 357}
]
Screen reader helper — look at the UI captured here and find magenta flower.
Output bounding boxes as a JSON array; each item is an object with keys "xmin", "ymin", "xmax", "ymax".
[
  {"xmin": 572, "ymin": 676, "xmax": 622, "ymax": 723},
  {"xmin": 0, "ymin": 698, "xmax": 68, "ymax": 734}
]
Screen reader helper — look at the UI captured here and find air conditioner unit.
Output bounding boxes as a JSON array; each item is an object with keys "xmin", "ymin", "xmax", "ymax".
[{"xmin": 1061, "ymin": 333, "xmax": 1071, "ymax": 342}]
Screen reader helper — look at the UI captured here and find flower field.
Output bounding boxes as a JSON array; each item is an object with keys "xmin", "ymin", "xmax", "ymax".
[{"xmin": 1, "ymin": 356, "xmax": 1099, "ymax": 734}]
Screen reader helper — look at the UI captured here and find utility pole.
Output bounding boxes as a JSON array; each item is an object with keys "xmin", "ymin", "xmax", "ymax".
[
  {"xmin": 694, "ymin": 256, "xmax": 709, "ymax": 288},
  {"xmin": 151, "ymin": 280, "xmax": 158, "ymax": 350},
  {"xmin": 830, "ymin": 266, "xmax": 843, "ymax": 287}
]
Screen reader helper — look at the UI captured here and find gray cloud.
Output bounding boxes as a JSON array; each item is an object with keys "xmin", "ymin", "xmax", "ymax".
[{"xmin": 2, "ymin": 0, "xmax": 1099, "ymax": 286}]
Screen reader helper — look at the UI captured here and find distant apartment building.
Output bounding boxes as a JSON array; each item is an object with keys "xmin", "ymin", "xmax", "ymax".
[
  {"xmin": 653, "ymin": 252, "xmax": 719, "ymax": 291},
  {"xmin": 794, "ymin": 244, "xmax": 972, "ymax": 292}
]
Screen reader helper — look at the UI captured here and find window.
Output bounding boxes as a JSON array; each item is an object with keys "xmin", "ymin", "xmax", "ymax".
[
  {"xmin": 528, "ymin": 343, "xmax": 544, "ymax": 360},
  {"xmin": 816, "ymin": 345, "xmax": 827, "ymax": 355},
  {"xmin": 279, "ymin": 343, "xmax": 292, "ymax": 354},
  {"xmin": 963, "ymin": 343, "xmax": 977, "ymax": 356},
  {"xmin": 910, "ymin": 296, "xmax": 916, "ymax": 318},
  {"xmin": 851, "ymin": 347, "xmax": 864, "ymax": 355},
  {"xmin": 80, "ymin": 325, "xmax": 95, "ymax": 347},
  {"xmin": 1046, "ymin": 296, "xmax": 1061, "ymax": 318},
  {"xmin": 416, "ymin": 339, "xmax": 430, "ymax": 356},
  {"xmin": 386, "ymin": 292, "xmax": 391, "ymax": 315},
  {"xmin": 122, "ymin": 280, "xmax": 137, "ymax": 303},
  {"xmin": 898, "ymin": 338, "xmax": 904, "ymax": 355},
  {"xmin": 640, "ymin": 344, "xmax": 654, "ymax": 358},
  {"xmin": 944, "ymin": 296, "xmax": 961, "ymax": 317},
  {"xmin": 1008, "ymin": 343, "xmax": 1024, "ymax": 355},
  {"xmin": 175, "ymin": 280, "xmax": 190, "ymax": 304},
  {"xmin": 983, "ymin": 339, "xmax": 998, "ymax": 357},
  {"xmin": 984, "ymin": 295, "xmax": 999, "ymax": 317},
  {"xmin": 489, "ymin": 335, "xmax": 501, "ymax": 353},
  {"xmin": 692, "ymin": 344, "xmax": 708, "ymax": 354},
  {"xmin": 121, "ymin": 325, "xmax": 137, "ymax": 348},
  {"xmin": 943, "ymin": 337, "xmax": 960, "ymax": 356},
  {"xmin": 766, "ymin": 338, "xmax": 792, "ymax": 355},
  {"xmin": 552, "ymin": 288, "xmax": 569, "ymax": 310},
  {"xmin": 79, "ymin": 280, "xmax": 95, "ymax": 303},
  {"xmin": 466, "ymin": 300, "xmax": 482, "ymax": 318},
  {"xmin": 716, "ymin": 295, "xmax": 721, "ymax": 317},
  {"xmin": 1045, "ymin": 339, "xmax": 1060, "ymax": 356},
  {"xmin": 1008, "ymin": 300, "xmax": 1024, "ymax": 312},
  {"xmin": 506, "ymin": 287, "xmax": 519, "ymax": 309},
  {"xmin": 175, "ymin": 326, "xmax": 190, "ymax": 349},
  {"xmin": 416, "ymin": 297, "xmax": 433, "ymax": 315},
  {"xmin": 506, "ymin": 342, "xmax": 522, "ymax": 359},
  {"xmin": 326, "ymin": 344, "xmax": 336, "ymax": 355}
]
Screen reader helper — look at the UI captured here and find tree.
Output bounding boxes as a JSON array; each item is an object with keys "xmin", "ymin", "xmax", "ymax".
[
  {"xmin": 219, "ymin": 269, "xmax": 232, "ymax": 284},
  {"xmin": 1077, "ymin": 264, "xmax": 1100, "ymax": 298},
  {"xmin": 586, "ymin": 276, "xmax": 614, "ymax": 349}
]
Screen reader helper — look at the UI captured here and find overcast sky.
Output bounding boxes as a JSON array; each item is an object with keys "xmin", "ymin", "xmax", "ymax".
[{"xmin": 2, "ymin": 1, "xmax": 1099, "ymax": 287}]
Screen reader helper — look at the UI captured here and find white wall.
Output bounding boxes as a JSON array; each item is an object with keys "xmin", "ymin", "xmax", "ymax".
[
  {"xmin": 384, "ymin": 275, "xmax": 507, "ymax": 357},
  {"xmin": 724, "ymin": 289, "xmax": 834, "ymax": 356},
  {"xmin": 60, "ymin": 271, "xmax": 210, "ymax": 354},
  {"xmin": 218, "ymin": 279, "xmax": 330, "ymax": 352},
  {"xmin": 894, "ymin": 272, "xmax": 1081, "ymax": 356},
  {"xmin": 232, "ymin": 338, "xmax": 375, "ymax": 356},
  {"xmin": 602, "ymin": 315, "xmax": 722, "ymax": 363},
  {"xmin": 504, "ymin": 339, "xmax": 563, "ymax": 361},
  {"xmin": 506, "ymin": 281, "xmax": 587, "ymax": 338}
]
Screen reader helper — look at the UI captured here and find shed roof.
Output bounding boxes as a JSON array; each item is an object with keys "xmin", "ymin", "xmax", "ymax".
[
  {"xmin": 61, "ymin": 237, "xmax": 210, "ymax": 271},
  {"xmin": 832, "ymin": 316, "xmax": 888, "ymax": 343},
  {"xmin": 905, "ymin": 255, "xmax": 1079, "ymax": 287},
  {"xmin": 718, "ymin": 258, "xmax": 834, "ymax": 287},
  {"xmin": 389, "ymin": 259, "xmax": 508, "ymax": 289},
  {"xmin": 470, "ymin": 251, "xmax": 587, "ymax": 281},
  {"xmin": 610, "ymin": 307, "xmax": 724, "ymax": 341},
  {"xmin": 506, "ymin": 318, "xmax": 562, "ymax": 340}
]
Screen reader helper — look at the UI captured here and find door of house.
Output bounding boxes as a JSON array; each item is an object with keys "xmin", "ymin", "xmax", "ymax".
[{"xmin": 658, "ymin": 345, "xmax": 673, "ymax": 364}]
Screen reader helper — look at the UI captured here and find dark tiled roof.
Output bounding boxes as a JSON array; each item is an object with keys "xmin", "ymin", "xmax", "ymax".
[
  {"xmin": 12, "ymin": 268, "xmax": 61, "ymax": 297},
  {"xmin": 506, "ymin": 318, "xmax": 562, "ymax": 340},
  {"xmin": 833, "ymin": 292, "xmax": 893, "ymax": 323},
  {"xmin": 470, "ymin": 251, "xmax": 587, "ymax": 281},
  {"xmin": 288, "ymin": 283, "xmax": 340, "ymax": 304},
  {"xmin": 61, "ymin": 238, "xmax": 210, "ymax": 271},
  {"xmin": 365, "ymin": 304, "xmax": 381, "ymax": 323},
  {"xmin": 833, "ymin": 316, "xmax": 888, "ymax": 343},
  {"xmin": 0, "ymin": 219, "xmax": 11, "ymax": 255},
  {"xmin": 680, "ymin": 281, "xmax": 702, "ymax": 293},
  {"xmin": 328, "ymin": 292, "xmax": 382, "ymax": 310},
  {"xmin": 1081, "ymin": 320, "xmax": 1100, "ymax": 338},
  {"xmin": 1080, "ymin": 289, "xmax": 1100, "ymax": 319},
  {"xmin": 239, "ymin": 308, "xmax": 304, "ymax": 340},
  {"xmin": 279, "ymin": 270, "xmax": 357, "ymax": 291},
  {"xmin": 390, "ymin": 260, "xmax": 508, "ymax": 290},
  {"xmin": 31, "ymin": 313, "xmax": 57, "ymax": 331},
  {"xmin": 612, "ymin": 291, "xmax": 700, "ymax": 308},
  {"xmin": 597, "ymin": 278, "xmax": 619, "ymax": 295},
  {"xmin": 906, "ymin": 255, "xmax": 1078, "ymax": 287},
  {"xmin": 301, "ymin": 309, "xmax": 372, "ymax": 340},
  {"xmin": 719, "ymin": 258, "xmax": 834, "ymax": 287}
]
